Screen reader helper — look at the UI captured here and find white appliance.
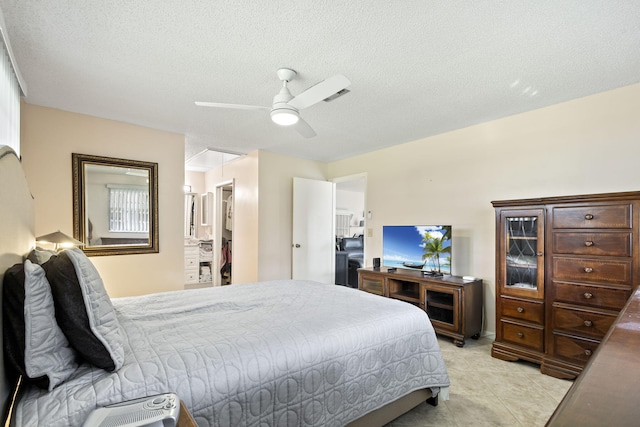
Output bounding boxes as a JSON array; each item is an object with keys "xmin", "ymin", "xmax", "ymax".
[{"xmin": 83, "ymin": 393, "xmax": 180, "ymax": 427}]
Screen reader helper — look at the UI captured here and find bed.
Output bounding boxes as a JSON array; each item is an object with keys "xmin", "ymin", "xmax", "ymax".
[{"xmin": 0, "ymin": 145, "xmax": 450, "ymax": 426}]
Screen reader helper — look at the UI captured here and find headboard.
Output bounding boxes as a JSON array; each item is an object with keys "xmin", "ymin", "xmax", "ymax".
[{"xmin": 0, "ymin": 146, "xmax": 35, "ymax": 419}]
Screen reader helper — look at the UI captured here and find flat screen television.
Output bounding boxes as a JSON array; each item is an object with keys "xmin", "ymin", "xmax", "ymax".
[{"xmin": 382, "ymin": 225, "xmax": 452, "ymax": 274}]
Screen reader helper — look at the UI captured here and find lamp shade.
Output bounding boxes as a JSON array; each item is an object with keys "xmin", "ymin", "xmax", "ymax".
[{"xmin": 36, "ymin": 230, "xmax": 84, "ymax": 249}]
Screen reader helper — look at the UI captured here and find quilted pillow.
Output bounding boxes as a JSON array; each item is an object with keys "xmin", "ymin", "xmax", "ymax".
[
  {"xmin": 44, "ymin": 248, "xmax": 125, "ymax": 371},
  {"xmin": 3, "ymin": 260, "xmax": 78, "ymax": 390},
  {"xmin": 26, "ymin": 247, "xmax": 57, "ymax": 265}
]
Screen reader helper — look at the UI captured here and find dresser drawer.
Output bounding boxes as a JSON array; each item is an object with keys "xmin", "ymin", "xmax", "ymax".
[
  {"xmin": 552, "ymin": 232, "xmax": 632, "ymax": 257},
  {"xmin": 552, "ymin": 257, "xmax": 632, "ymax": 285},
  {"xmin": 185, "ymin": 271, "xmax": 199, "ymax": 284},
  {"xmin": 553, "ymin": 281, "xmax": 630, "ymax": 310},
  {"xmin": 500, "ymin": 319, "xmax": 544, "ymax": 351},
  {"xmin": 185, "ymin": 246, "xmax": 199, "ymax": 257},
  {"xmin": 551, "ymin": 332, "xmax": 599, "ymax": 364},
  {"xmin": 551, "ymin": 204, "xmax": 632, "ymax": 229},
  {"xmin": 552, "ymin": 305, "xmax": 617, "ymax": 339},
  {"xmin": 185, "ymin": 256, "xmax": 198, "ymax": 268},
  {"xmin": 500, "ymin": 296, "xmax": 544, "ymax": 324}
]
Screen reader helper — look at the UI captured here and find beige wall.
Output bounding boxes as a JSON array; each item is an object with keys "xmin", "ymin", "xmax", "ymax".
[
  {"xmin": 257, "ymin": 151, "xmax": 328, "ymax": 281},
  {"xmin": 20, "ymin": 103, "xmax": 185, "ymax": 297},
  {"xmin": 19, "ymin": 82, "xmax": 640, "ymax": 336},
  {"xmin": 328, "ymin": 82, "xmax": 640, "ymax": 335}
]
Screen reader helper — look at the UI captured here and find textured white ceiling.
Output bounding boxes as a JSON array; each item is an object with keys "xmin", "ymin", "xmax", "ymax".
[{"xmin": 2, "ymin": 1, "xmax": 639, "ymax": 164}]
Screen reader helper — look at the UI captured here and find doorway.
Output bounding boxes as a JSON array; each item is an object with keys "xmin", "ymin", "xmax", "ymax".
[
  {"xmin": 333, "ymin": 174, "xmax": 367, "ymax": 286},
  {"xmin": 214, "ymin": 180, "xmax": 234, "ymax": 286}
]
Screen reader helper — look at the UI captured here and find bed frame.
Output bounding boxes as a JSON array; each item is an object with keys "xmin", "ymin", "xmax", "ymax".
[
  {"xmin": 347, "ymin": 389, "xmax": 436, "ymax": 427},
  {"xmin": 0, "ymin": 145, "xmax": 435, "ymax": 426}
]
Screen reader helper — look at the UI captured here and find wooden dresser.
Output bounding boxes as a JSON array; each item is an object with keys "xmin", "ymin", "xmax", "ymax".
[
  {"xmin": 492, "ymin": 191, "xmax": 640, "ymax": 379},
  {"xmin": 546, "ymin": 287, "xmax": 640, "ymax": 426}
]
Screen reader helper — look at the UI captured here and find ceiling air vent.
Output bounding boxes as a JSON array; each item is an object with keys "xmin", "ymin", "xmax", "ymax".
[{"xmin": 323, "ymin": 88, "xmax": 350, "ymax": 102}]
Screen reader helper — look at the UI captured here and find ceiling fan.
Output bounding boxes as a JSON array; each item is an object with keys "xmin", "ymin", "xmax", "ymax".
[{"xmin": 195, "ymin": 68, "xmax": 351, "ymax": 138}]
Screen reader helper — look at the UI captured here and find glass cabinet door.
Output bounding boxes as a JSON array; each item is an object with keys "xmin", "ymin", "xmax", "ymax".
[
  {"xmin": 499, "ymin": 209, "xmax": 545, "ymax": 299},
  {"xmin": 359, "ymin": 274, "xmax": 384, "ymax": 296}
]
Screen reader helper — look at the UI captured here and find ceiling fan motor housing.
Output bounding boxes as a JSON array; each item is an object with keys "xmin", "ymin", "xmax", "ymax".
[{"xmin": 270, "ymin": 81, "xmax": 299, "ymax": 125}]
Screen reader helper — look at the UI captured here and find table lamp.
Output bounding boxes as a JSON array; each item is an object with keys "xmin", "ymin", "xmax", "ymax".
[{"xmin": 35, "ymin": 230, "xmax": 84, "ymax": 251}]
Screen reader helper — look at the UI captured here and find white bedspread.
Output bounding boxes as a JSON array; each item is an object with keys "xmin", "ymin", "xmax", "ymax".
[{"xmin": 14, "ymin": 280, "xmax": 450, "ymax": 426}]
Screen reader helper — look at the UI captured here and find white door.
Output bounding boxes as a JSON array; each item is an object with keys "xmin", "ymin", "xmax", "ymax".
[{"xmin": 292, "ymin": 177, "xmax": 335, "ymax": 283}]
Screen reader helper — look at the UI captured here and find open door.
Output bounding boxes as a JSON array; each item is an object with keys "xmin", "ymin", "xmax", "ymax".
[
  {"xmin": 213, "ymin": 180, "xmax": 234, "ymax": 286},
  {"xmin": 292, "ymin": 177, "xmax": 335, "ymax": 283}
]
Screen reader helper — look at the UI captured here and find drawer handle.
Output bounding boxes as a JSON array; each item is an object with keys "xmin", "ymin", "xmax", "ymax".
[
  {"xmin": 584, "ymin": 241, "xmax": 594, "ymax": 247},
  {"xmin": 517, "ymin": 307, "xmax": 524, "ymax": 313},
  {"xmin": 517, "ymin": 332, "xmax": 524, "ymax": 338},
  {"xmin": 584, "ymin": 292, "xmax": 593, "ymax": 299},
  {"xmin": 584, "ymin": 349, "xmax": 592, "ymax": 356},
  {"xmin": 585, "ymin": 214, "xmax": 594, "ymax": 220},
  {"xmin": 584, "ymin": 320, "xmax": 593, "ymax": 327},
  {"xmin": 584, "ymin": 267, "xmax": 593, "ymax": 273}
]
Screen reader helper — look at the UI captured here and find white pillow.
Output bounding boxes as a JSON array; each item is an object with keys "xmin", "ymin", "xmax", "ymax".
[{"xmin": 23, "ymin": 260, "xmax": 78, "ymax": 390}]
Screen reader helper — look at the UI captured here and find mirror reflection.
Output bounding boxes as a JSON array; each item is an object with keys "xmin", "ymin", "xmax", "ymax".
[{"xmin": 73, "ymin": 153, "xmax": 159, "ymax": 256}]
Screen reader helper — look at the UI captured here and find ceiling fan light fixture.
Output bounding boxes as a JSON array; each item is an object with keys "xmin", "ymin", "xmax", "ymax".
[{"xmin": 270, "ymin": 108, "xmax": 299, "ymax": 126}]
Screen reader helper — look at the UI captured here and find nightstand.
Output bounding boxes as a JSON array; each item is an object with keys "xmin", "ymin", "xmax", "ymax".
[{"xmin": 178, "ymin": 401, "xmax": 197, "ymax": 427}]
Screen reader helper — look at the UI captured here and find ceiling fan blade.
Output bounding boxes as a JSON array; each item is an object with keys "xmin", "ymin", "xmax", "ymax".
[
  {"xmin": 288, "ymin": 74, "xmax": 351, "ymax": 110},
  {"xmin": 195, "ymin": 101, "xmax": 269, "ymax": 111},
  {"xmin": 292, "ymin": 117, "xmax": 316, "ymax": 138}
]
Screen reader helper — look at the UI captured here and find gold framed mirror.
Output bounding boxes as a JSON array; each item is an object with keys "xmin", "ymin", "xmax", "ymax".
[{"xmin": 72, "ymin": 153, "xmax": 159, "ymax": 256}]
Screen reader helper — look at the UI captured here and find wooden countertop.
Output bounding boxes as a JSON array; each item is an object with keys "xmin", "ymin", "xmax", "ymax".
[
  {"xmin": 546, "ymin": 287, "xmax": 640, "ymax": 426},
  {"xmin": 358, "ymin": 267, "xmax": 480, "ymax": 285}
]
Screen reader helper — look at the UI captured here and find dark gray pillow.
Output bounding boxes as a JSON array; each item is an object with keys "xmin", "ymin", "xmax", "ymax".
[
  {"xmin": 3, "ymin": 261, "xmax": 78, "ymax": 390},
  {"xmin": 44, "ymin": 248, "xmax": 124, "ymax": 371}
]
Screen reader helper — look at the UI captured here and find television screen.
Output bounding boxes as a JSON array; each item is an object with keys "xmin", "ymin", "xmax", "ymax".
[{"xmin": 382, "ymin": 225, "xmax": 452, "ymax": 274}]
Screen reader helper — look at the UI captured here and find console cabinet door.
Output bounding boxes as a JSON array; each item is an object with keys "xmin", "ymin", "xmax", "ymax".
[
  {"xmin": 425, "ymin": 284, "xmax": 460, "ymax": 333},
  {"xmin": 497, "ymin": 208, "xmax": 545, "ymax": 300},
  {"xmin": 358, "ymin": 271, "xmax": 385, "ymax": 296}
]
